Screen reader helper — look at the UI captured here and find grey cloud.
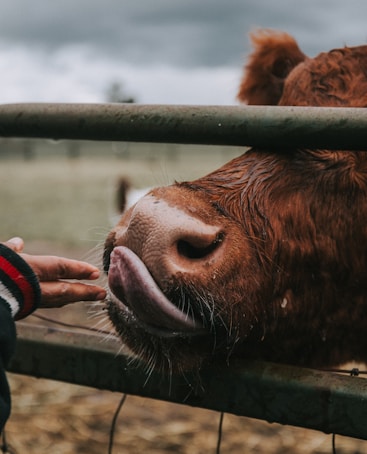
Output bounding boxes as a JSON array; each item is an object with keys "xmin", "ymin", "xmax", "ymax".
[
  {"xmin": 1, "ymin": 0, "xmax": 253, "ymax": 66},
  {"xmin": 1, "ymin": 0, "xmax": 367, "ymax": 68}
]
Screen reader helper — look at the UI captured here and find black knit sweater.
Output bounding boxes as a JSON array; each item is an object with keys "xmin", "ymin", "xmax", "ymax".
[{"xmin": 0, "ymin": 244, "xmax": 40, "ymax": 430}]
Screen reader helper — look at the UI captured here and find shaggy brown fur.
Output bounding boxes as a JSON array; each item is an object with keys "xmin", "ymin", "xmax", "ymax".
[{"xmin": 104, "ymin": 30, "xmax": 367, "ymax": 374}]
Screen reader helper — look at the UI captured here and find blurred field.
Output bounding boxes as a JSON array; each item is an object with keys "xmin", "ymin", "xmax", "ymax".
[
  {"xmin": 0, "ymin": 139, "xmax": 242, "ymax": 247},
  {"xmin": 1, "ymin": 140, "xmax": 366, "ymax": 453}
]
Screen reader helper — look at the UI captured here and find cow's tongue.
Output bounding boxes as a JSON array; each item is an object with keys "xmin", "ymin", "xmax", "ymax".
[{"xmin": 108, "ymin": 246, "xmax": 203, "ymax": 332}]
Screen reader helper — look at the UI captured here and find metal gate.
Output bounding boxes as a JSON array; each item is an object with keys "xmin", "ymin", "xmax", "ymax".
[{"xmin": 4, "ymin": 103, "xmax": 367, "ymax": 440}]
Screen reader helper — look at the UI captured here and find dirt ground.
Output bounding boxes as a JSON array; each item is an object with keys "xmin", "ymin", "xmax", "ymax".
[{"xmin": 5, "ymin": 371, "xmax": 367, "ymax": 454}]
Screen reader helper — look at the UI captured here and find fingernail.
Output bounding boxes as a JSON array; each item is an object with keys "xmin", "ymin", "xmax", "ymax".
[
  {"xmin": 89, "ymin": 270, "xmax": 100, "ymax": 280},
  {"xmin": 96, "ymin": 290, "xmax": 107, "ymax": 300}
]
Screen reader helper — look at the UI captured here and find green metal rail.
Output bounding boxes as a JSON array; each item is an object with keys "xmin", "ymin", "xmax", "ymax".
[
  {"xmin": 0, "ymin": 103, "xmax": 367, "ymax": 149},
  {"xmin": 8, "ymin": 323, "xmax": 367, "ymax": 440}
]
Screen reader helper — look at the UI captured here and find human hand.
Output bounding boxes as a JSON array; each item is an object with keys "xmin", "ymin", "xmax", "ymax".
[{"xmin": 3, "ymin": 237, "xmax": 106, "ymax": 308}]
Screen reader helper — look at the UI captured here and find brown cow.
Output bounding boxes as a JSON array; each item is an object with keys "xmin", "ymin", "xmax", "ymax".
[{"xmin": 104, "ymin": 30, "xmax": 367, "ymax": 374}]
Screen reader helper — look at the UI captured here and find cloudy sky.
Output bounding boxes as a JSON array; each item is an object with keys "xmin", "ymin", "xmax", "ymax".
[{"xmin": 1, "ymin": 0, "xmax": 367, "ymax": 105}]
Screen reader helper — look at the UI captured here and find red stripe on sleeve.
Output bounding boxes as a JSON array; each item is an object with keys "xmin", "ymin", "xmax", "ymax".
[{"xmin": 0, "ymin": 256, "xmax": 36, "ymax": 318}]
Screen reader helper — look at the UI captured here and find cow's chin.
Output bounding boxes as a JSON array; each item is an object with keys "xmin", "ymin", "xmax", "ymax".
[{"xmin": 106, "ymin": 296, "xmax": 214, "ymax": 374}]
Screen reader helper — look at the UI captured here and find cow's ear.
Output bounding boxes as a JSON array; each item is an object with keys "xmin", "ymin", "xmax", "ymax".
[{"xmin": 237, "ymin": 29, "xmax": 306, "ymax": 105}]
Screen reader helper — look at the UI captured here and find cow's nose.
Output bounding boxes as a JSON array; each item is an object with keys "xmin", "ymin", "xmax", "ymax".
[{"xmin": 122, "ymin": 194, "xmax": 225, "ymax": 278}]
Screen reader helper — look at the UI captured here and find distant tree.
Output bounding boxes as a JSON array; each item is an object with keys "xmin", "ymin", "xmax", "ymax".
[{"xmin": 106, "ymin": 81, "xmax": 136, "ymax": 103}]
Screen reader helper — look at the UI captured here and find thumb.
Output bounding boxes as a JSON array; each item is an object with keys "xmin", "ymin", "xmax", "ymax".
[{"xmin": 3, "ymin": 237, "xmax": 25, "ymax": 253}]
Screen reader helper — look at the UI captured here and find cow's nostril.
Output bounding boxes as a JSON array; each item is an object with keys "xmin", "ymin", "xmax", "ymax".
[{"xmin": 177, "ymin": 232, "xmax": 224, "ymax": 260}]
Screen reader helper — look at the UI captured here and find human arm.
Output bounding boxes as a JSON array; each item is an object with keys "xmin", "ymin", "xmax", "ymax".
[
  {"xmin": 0, "ymin": 238, "xmax": 107, "ymax": 430},
  {"xmin": 0, "ymin": 239, "xmax": 38, "ymax": 429}
]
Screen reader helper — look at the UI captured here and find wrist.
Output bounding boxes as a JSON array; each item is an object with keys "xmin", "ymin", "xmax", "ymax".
[{"xmin": 0, "ymin": 244, "xmax": 41, "ymax": 319}]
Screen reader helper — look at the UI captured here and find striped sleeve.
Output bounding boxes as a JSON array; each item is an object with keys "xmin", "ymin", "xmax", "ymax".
[{"xmin": 0, "ymin": 244, "xmax": 41, "ymax": 320}]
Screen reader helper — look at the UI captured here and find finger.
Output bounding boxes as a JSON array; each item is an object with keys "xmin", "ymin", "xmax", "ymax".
[
  {"xmin": 21, "ymin": 254, "xmax": 101, "ymax": 282},
  {"xmin": 39, "ymin": 281, "xmax": 107, "ymax": 308},
  {"xmin": 3, "ymin": 237, "xmax": 24, "ymax": 253}
]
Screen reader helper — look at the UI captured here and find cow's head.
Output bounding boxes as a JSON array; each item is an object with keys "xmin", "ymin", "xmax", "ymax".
[{"xmin": 104, "ymin": 30, "xmax": 367, "ymax": 373}]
